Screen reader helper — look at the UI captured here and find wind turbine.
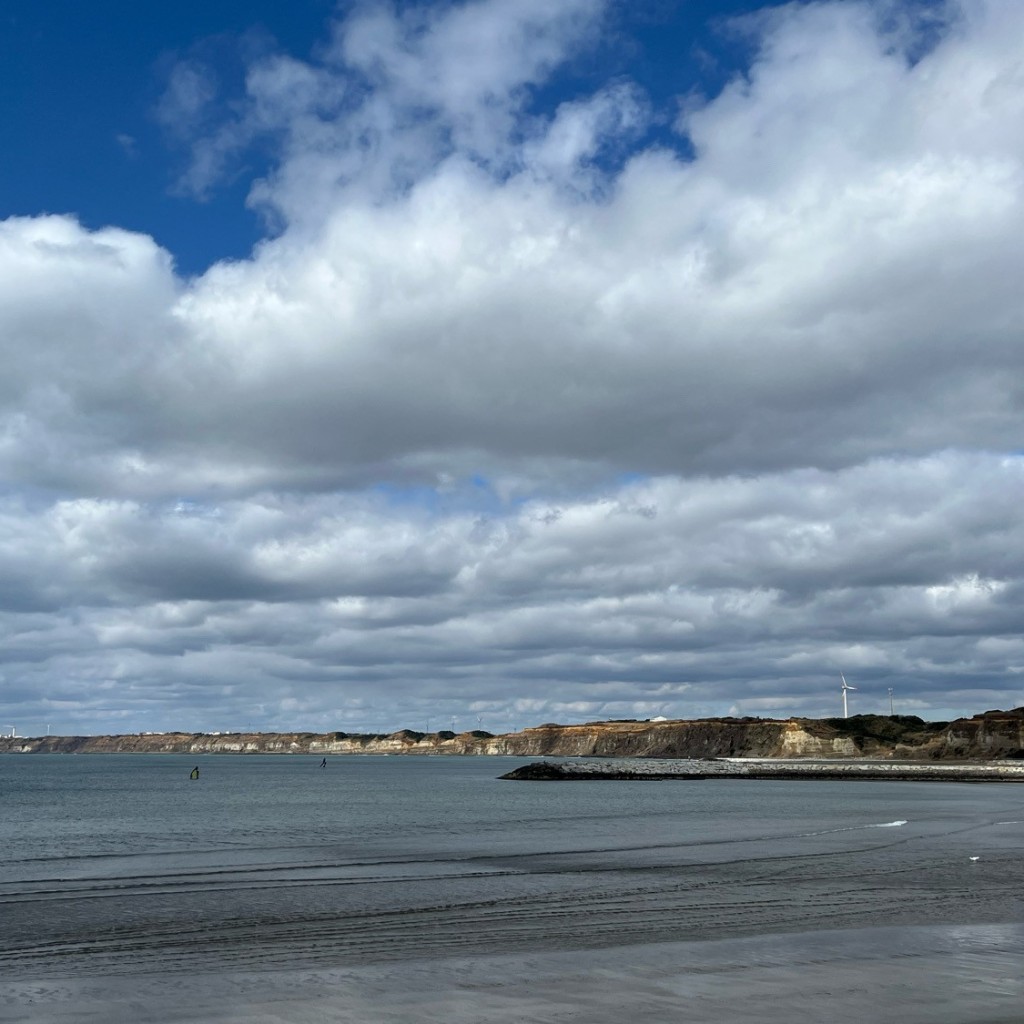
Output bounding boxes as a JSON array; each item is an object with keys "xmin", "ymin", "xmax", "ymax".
[{"xmin": 840, "ymin": 674, "xmax": 856, "ymax": 719}]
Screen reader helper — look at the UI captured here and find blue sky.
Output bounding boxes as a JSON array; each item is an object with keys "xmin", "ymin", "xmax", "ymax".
[
  {"xmin": 2, "ymin": 0, "xmax": 1024, "ymax": 737},
  {"xmin": 2, "ymin": 0, "xmax": 768, "ymax": 274},
  {"xmin": 3, "ymin": 0, "xmax": 336, "ymax": 272}
]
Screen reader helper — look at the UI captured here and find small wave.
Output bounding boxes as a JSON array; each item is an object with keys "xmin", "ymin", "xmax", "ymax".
[{"xmin": 799, "ymin": 819, "xmax": 907, "ymax": 837}]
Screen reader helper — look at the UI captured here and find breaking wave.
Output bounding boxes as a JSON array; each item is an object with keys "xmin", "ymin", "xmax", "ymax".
[{"xmin": 801, "ymin": 819, "xmax": 907, "ymax": 837}]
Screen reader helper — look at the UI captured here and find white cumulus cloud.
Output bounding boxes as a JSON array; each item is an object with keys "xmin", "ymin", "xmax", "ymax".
[{"xmin": 3, "ymin": 0, "xmax": 1024, "ymax": 732}]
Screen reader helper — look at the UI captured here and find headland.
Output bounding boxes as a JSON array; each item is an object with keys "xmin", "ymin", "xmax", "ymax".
[{"xmin": 1, "ymin": 707, "xmax": 1023, "ymax": 761}]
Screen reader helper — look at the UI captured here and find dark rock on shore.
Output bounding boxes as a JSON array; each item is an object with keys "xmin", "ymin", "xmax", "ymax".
[
  {"xmin": 499, "ymin": 758, "xmax": 1024, "ymax": 783},
  {"xmin": 500, "ymin": 762, "xmax": 709, "ymax": 781}
]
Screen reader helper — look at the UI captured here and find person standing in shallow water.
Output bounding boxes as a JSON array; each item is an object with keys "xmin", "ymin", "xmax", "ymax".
[{"xmin": 190, "ymin": 766, "xmax": 199, "ymax": 780}]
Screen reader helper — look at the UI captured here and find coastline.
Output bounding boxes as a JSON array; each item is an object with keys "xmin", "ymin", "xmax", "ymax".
[
  {"xmin": 499, "ymin": 757, "xmax": 1024, "ymax": 782},
  {"xmin": 3, "ymin": 708, "xmax": 1023, "ymax": 761}
]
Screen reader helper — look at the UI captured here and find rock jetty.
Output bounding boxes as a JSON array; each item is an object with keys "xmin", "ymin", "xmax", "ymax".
[{"xmin": 499, "ymin": 758, "xmax": 1024, "ymax": 782}]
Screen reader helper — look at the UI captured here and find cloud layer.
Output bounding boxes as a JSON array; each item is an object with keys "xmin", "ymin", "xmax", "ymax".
[{"xmin": 3, "ymin": 0, "xmax": 1024, "ymax": 733}]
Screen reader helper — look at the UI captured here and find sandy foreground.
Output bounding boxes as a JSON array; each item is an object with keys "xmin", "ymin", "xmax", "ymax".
[{"xmin": 2, "ymin": 924, "xmax": 1023, "ymax": 1024}]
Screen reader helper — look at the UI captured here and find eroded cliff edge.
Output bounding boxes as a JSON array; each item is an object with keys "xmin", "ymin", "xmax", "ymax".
[{"xmin": 2, "ymin": 708, "xmax": 1023, "ymax": 759}]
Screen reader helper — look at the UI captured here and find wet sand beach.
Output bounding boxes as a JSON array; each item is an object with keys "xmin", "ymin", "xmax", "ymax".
[{"xmin": 3, "ymin": 925, "xmax": 1023, "ymax": 1024}]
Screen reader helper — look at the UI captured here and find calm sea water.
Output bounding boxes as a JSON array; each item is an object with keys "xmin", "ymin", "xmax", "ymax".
[{"xmin": 2, "ymin": 754, "xmax": 1023, "ymax": 1023}]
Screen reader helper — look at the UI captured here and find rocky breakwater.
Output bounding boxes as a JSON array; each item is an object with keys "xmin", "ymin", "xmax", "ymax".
[{"xmin": 500, "ymin": 758, "xmax": 1024, "ymax": 783}]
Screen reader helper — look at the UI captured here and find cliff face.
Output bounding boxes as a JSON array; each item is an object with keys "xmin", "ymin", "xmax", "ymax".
[
  {"xmin": 938, "ymin": 711, "xmax": 1024, "ymax": 759},
  {"xmin": 482, "ymin": 719, "xmax": 801, "ymax": 758},
  {"xmin": 0, "ymin": 729, "xmax": 471, "ymax": 757},
  {"xmin": 1, "ymin": 709, "xmax": 1021, "ymax": 759},
  {"xmin": 0, "ymin": 720, "xmax": 874, "ymax": 758},
  {"xmin": 485, "ymin": 714, "xmax": 957, "ymax": 759}
]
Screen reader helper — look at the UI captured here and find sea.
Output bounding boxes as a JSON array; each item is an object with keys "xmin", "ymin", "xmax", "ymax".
[{"xmin": 1, "ymin": 753, "xmax": 1023, "ymax": 1023}]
